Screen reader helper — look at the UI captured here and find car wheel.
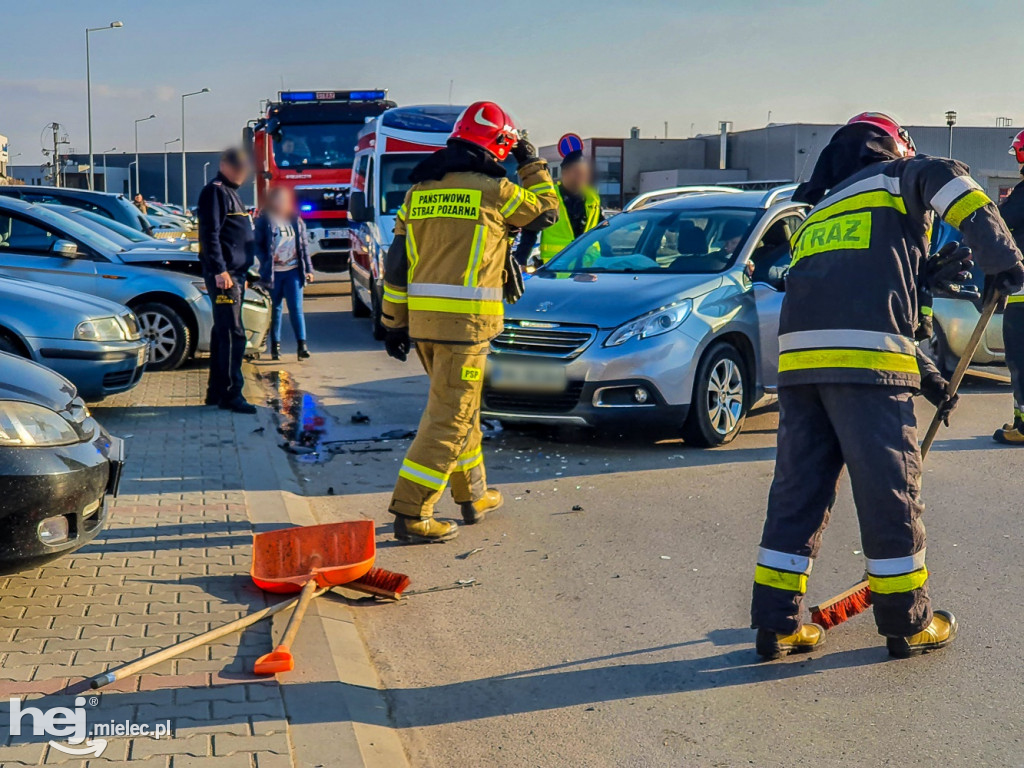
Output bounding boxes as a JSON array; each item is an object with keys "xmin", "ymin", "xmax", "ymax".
[
  {"xmin": 134, "ymin": 302, "xmax": 191, "ymax": 371},
  {"xmin": 928, "ymin": 322, "xmax": 956, "ymax": 379},
  {"xmin": 681, "ymin": 342, "xmax": 747, "ymax": 447},
  {"xmin": 371, "ymin": 282, "xmax": 388, "ymax": 341},
  {"xmin": 350, "ymin": 264, "xmax": 371, "ymax": 318}
]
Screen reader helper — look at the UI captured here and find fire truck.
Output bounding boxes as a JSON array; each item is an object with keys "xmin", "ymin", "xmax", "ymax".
[{"xmin": 247, "ymin": 90, "xmax": 395, "ymax": 272}]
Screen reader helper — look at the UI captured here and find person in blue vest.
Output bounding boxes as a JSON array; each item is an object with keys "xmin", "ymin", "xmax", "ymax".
[{"xmin": 514, "ymin": 148, "xmax": 602, "ymax": 266}]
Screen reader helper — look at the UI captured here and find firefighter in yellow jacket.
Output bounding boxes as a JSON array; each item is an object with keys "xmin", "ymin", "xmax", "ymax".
[{"xmin": 381, "ymin": 101, "xmax": 559, "ymax": 543}]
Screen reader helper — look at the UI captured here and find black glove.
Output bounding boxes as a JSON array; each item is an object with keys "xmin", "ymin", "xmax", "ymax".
[
  {"xmin": 384, "ymin": 328, "xmax": 410, "ymax": 362},
  {"xmin": 920, "ymin": 370, "xmax": 959, "ymax": 427},
  {"xmin": 993, "ymin": 261, "xmax": 1024, "ymax": 296},
  {"xmin": 922, "ymin": 242, "xmax": 975, "ymax": 295},
  {"xmin": 511, "ymin": 137, "xmax": 538, "ymax": 166}
]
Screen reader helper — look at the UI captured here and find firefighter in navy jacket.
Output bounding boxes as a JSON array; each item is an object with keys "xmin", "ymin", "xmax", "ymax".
[
  {"xmin": 197, "ymin": 148, "xmax": 256, "ymax": 414},
  {"xmin": 751, "ymin": 113, "xmax": 1024, "ymax": 660}
]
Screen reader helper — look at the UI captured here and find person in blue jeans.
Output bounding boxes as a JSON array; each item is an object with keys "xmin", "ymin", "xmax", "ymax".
[{"xmin": 255, "ymin": 187, "xmax": 314, "ymax": 360}]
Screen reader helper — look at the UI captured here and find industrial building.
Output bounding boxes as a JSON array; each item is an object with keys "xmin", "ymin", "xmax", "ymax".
[{"xmin": 539, "ymin": 122, "xmax": 1024, "ymax": 210}]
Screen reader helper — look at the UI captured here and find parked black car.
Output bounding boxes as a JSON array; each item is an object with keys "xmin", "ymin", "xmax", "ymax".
[
  {"xmin": 0, "ymin": 352, "xmax": 124, "ymax": 573},
  {"xmin": 0, "ymin": 186, "xmax": 153, "ymax": 236}
]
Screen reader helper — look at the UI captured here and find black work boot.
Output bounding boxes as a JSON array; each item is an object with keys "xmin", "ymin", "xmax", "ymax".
[
  {"xmin": 393, "ymin": 515, "xmax": 459, "ymax": 544},
  {"xmin": 755, "ymin": 623, "xmax": 825, "ymax": 660},
  {"xmin": 297, "ymin": 341, "xmax": 311, "ymax": 361},
  {"xmin": 270, "ymin": 342, "xmax": 281, "ymax": 361},
  {"xmin": 887, "ymin": 610, "xmax": 958, "ymax": 658}
]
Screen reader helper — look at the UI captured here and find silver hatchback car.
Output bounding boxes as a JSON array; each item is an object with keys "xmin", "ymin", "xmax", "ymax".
[{"xmin": 483, "ymin": 187, "xmax": 809, "ymax": 446}]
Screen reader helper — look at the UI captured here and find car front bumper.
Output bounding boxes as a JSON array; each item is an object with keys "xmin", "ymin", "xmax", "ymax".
[
  {"xmin": 34, "ymin": 338, "xmax": 148, "ymax": 401},
  {"xmin": 0, "ymin": 428, "xmax": 123, "ymax": 574},
  {"xmin": 306, "ymin": 224, "xmax": 352, "ymax": 273},
  {"xmin": 482, "ymin": 326, "xmax": 701, "ymax": 429}
]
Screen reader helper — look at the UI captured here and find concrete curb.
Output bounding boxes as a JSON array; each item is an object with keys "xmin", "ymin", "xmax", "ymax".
[{"xmin": 239, "ymin": 365, "xmax": 411, "ymax": 768}]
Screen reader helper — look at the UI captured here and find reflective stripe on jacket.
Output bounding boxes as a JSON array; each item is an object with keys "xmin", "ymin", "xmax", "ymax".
[
  {"xmin": 779, "ymin": 155, "xmax": 1022, "ymax": 388},
  {"xmin": 538, "ymin": 183, "xmax": 602, "ymax": 264},
  {"xmin": 382, "ymin": 159, "xmax": 558, "ymax": 343}
]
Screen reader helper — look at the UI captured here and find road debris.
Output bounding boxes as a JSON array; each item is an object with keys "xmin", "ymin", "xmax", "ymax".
[
  {"xmin": 351, "ymin": 411, "xmax": 371, "ymax": 423},
  {"xmin": 457, "ymin": 548, "xmax": 484, "ymax": 560}
]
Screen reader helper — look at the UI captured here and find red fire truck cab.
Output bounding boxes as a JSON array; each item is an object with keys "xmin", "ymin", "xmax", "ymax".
[{"xmin": 248, "ymin": 90, "xmax": 395, "ymax": 272}]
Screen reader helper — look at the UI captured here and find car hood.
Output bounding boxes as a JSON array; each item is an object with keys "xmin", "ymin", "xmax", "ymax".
[
  {"xmin": 115, "ymin": 249, "xmax": 203, "ymax": 276},
  {"xmin": 511, "ymin": 272, "xmax": 725, "ymax": 328},
  {"xmin": 0, "ymin": 276, "xmax": 128, "ymax": 317},
  {"xmin": 0, "ymin": 351, "xmax": 76, "ymax": 409}
]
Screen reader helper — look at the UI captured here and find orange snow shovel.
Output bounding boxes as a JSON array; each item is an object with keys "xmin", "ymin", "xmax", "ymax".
[{"xmin": 251, "ymin": 520, "xmax": 375, "ymax": 674}]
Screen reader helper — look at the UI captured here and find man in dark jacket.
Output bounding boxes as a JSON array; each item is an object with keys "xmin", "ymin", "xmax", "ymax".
[
  {"xmin": 197, "ymin": 148, "xmax": 256, "ymax": 414},
  {"xmin": 993, "ymin": 129, "xmax": 1024, "ymax": 443},
  {"xmin": 751, "ymin": 113, "xmax": 1024, "ymax": 660}
]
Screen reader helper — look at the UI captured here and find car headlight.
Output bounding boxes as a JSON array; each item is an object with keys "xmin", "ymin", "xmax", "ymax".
[
  {"xmin": 0, "ymin": 400, "xmax": 80, "ymax": 447},
  {"xmin": 119, "ymin": 312, "xmax": 141, "ymax": 341},
  {"xmin": 604, "ymin": 300, "xmax": 693, "ymax": 347},
  {"xmin": 75, "ymin": 317, "xmax": 126, "ymax": 342}
]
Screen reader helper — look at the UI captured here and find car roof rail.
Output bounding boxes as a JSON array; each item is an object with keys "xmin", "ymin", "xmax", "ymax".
[
  {"xmin": 623, "ymin": 186, "xmax": 744, "ymax": 212},
  {"xmin": 760, "ymin": 184, "xmax": 800, "ymax": 208}
]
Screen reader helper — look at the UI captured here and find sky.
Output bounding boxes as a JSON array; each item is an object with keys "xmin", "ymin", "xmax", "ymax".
[{"xmin": 3, "ymin": 0, "xmax": 1024, "ymax": 168}]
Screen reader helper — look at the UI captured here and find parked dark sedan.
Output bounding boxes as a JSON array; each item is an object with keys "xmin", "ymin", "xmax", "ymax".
[
  {"xmin": 0, "ymin": 352, "xmax": 123, "ymax": 573},
  {"xmin": 0, "ymin": 186, "xmax": 153, "ymax": 235}
]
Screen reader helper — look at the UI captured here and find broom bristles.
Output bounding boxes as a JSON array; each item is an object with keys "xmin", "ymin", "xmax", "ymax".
[
  {"xmin": 810, "ymin": 581, "xmax": 871, "ymax": 630},
  {"xmin": 346, "ymin": 567, "xmax": 411, "ymax": 599}
]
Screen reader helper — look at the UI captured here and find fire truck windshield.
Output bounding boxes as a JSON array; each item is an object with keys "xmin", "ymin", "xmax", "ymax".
[{"xmin": 273, "ymin": 123, "xmax": 363, "ymax": 169}]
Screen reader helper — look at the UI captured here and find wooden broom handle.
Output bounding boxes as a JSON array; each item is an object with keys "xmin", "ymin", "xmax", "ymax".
[
  {"xmin": 921, "ymin": 291, "xmax": 1003, "ymax": 458},
  {"xmin": 89, "ymin": 586, "xmax": 328, "ymax": 689}
]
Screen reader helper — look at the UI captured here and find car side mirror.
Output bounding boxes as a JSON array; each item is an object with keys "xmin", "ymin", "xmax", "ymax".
[
  {"xmin": 52, "ymin": 239, "xmax": 78, "ymax": 258},
  {"xmin": 348, "ymin": 191, "xmax": 374, "ymax": 223}
]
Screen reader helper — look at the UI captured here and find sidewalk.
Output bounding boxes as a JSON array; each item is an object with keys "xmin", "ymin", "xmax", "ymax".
[{"xmin": 0, "ymin": 363, "xmax": 407, "ymax": 768}]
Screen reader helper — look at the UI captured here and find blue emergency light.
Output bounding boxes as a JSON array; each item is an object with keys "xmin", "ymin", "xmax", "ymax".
[
  {"xmin": 279, "ymin": 90, "xmax": 386, "ymax": 103},
  {"xmin": 300, "ymin": 204, "xmax": 313, "ymax": 212}
]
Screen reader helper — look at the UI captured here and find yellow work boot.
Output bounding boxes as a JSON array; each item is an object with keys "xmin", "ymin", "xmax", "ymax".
[
  {"xmin": 755, "ymin": 623, "xmax": 825, "ymax": 660},
  {"xmin": 393, "ymin": 515, "xmax": 459, "ymax": 544},
  {"xmin": 460, "ymin": 488, "xmax": 504, "ymax": 525},
  {"xmin": 993, "ymin": 418, "xmax": 1024, "ymax": 444},
  {"xmin": 886, "ymin": 610, "xmax": 958, "ymax": 658}
]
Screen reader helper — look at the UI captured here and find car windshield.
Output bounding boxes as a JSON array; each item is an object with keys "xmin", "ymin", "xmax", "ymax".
[
  {"xmin": 50, "ymin": 207, "xmax": 135, "ymax": 248},
  {"xmin": 539, "ymin": 206, "xmax": 759, "ymax": 275},
  {"xmin": 76, "ymin": 209, "xmax": 152, "ymax": 243},
  {"xmin": 273, "ymin": 123, "xmax": 363, "ymax": 169},
  {"xmin": 25, "ymin": 204, "xmax": 122, "ymax": 254}
]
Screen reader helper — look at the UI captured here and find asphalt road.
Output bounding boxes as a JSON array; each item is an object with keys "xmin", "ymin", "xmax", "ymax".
[{"xmin": 256, "ymin": 285, "xmax": 1024, "ymax": 768}]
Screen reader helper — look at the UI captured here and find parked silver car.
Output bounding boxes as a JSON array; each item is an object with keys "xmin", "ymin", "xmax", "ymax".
[
  {"xmin": 0, "ymin": 196, "xmax": 270, "ymax": 370},
  {"xmin": 0, "ymin": 276, "xmax": 147, "ymax": 400},
  {"xmin": 483, "ymin": 187, "xmax": 808, "ymax": 446}
]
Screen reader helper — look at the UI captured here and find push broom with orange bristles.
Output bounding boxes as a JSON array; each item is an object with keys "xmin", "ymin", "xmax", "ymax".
[{"xmin": 810, "ymin": 289, "xmax": 1003, "ymax": 630}]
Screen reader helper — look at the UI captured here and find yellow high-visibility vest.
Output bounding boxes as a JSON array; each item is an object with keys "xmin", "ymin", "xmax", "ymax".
[{"xmin": 538, "ymin": 183, "xmax": 602, "ymax": 264}]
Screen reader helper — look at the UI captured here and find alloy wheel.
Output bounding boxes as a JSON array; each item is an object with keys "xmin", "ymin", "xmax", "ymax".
[
  {"xmin": 137, "ymin": 310, "xmax": 178, "ymax": 365},
  {"xmin": 706, "ymin": 358, "xmax": 744, "ymax": 436}
]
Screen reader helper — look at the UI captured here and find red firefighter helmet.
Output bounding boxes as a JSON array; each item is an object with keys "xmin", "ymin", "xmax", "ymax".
[
  {"xmin": 450, "ymin": 101, "xmax": 519, "ymax": 161},
  {"xmin": 1010, "ymin": 130, "xmax": 1024, "ymax": 165},
  {"xmin": 847, "ymin": 112, "xmax": 916, "ymax": 158}
]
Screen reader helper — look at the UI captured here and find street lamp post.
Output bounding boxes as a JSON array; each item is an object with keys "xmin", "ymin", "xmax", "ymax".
[
  {"xmin": 181, "ymin": 88, "xmax": 210, "ymax": 210},
  {"xmin": 101, "ymin": 147, "xmax": 115, "ymax": 191},
  {"xmin": 128, "ymin": 161, "xmax": 137, "ymax": 197},
  {"xmin": 203, "ymin": 161, "xmax": 211, "ymax": 185},
  {"xmin": 163, "ymin": 138, "xmax": 181, "ymax": 203},
  {"xmin": 134, "ymin": 114, "xmax": 156, "ymax": 198},
  {"xmin": 946, "ymin": 110, "xmax": 958, "ymax": 158},
  {"xmin": 85, "ymin": 21, "xmax": 123, "ymax": 191}
]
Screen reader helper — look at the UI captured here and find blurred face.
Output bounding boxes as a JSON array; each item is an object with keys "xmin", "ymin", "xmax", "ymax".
[
  {"xmin": 134, "ymin": 194, "xmax": 143, "ymax": 202},
  {"xmin": 282, "ymin": 139, "xmax": 295, "ymax": 154},
  {"xmin": 220, "ymin": 158, "xmax": 250, "ymax": 186},
  {"xmin": 723, "ymin": 235, "xmax": 742, "ymax": 254},
  {"xmin": 268, "ymin": 188, "xmax": 295, "ymax": 218},
  {"xmin": 560, "ymin": 160, "xmax": 591, "ymax": 195}
]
